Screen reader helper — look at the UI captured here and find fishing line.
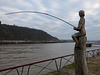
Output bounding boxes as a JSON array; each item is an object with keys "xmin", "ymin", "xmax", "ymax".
[{"xmin": 5, "ymin": 11, "xmax": 76, "ymax": 28}]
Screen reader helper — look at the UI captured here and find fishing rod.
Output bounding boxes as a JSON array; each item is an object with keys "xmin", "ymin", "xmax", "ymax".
[{"xmin": 5, "ymin": 11, "xmax": 76, "ymax": 28}]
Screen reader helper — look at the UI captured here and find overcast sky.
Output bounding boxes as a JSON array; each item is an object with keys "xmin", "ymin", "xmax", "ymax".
[{"xmin": 0, "ymin": 0, "xmax": 100, "ymax": 40}]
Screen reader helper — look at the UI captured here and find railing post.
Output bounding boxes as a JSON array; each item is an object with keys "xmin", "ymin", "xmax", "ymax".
[
  {"xmin": 15, "ymin": 68, "xmax": 20, "ymax": 75},
  {"xmin": 55, "ymin": 60, "xmax": 59, "ymax": 72},
  {"xmin": 59, "ymin": 58, "xmax": 62, "ymax": 72},
  {"xmin": 92, "ymin": 50, "xmax": 94, "ymax": 57},
  {"xmin": 27, "ymin": 65, "xmax": 31, "ymax": 75},
  {"xmin": 86, "ymin": 52, "xmax": 88, "ymax": 62},
  {"xmin": 21, "ymin": 67, "xmax": 24, "ymax": 75},
  {"xmin": 97, "ymin": 49, "xmax": 100, "ymax": 56}
]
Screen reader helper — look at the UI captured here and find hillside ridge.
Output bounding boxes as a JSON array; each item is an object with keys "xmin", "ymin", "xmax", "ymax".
[{"xmin": 0, "ymin": 22, "xmax": 59, "ymax": 43}]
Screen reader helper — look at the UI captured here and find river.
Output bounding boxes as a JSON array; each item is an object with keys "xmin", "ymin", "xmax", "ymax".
[{"xmin": 0, "ymin": 43, "xmax": 100, "ymax": 74}]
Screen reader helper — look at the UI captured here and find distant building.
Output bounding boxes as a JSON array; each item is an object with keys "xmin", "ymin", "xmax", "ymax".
[{"xmin": 0, "ymin": 21, "xmax": 1, "ymax": 25}]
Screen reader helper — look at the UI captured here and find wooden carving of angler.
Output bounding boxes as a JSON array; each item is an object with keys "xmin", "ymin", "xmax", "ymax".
[{"xmin": 72, "ymin": 10, "xmax": 88, "ymax": 75}]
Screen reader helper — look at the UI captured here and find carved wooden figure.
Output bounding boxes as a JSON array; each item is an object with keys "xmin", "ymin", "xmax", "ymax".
[{"xmin": 72, "ymin": 10, "xmax": 88, "ymax": 75}]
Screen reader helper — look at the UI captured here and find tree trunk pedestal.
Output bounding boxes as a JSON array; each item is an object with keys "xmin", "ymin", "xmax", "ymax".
[{"xmin": 74, "ymin": 36, "xmax": 88, "ymax": 75}]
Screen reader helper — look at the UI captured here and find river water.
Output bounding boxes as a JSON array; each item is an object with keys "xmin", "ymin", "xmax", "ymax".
[{"xmin": 0, "ymin": 43, "xmax": 99, "ymax": 74}]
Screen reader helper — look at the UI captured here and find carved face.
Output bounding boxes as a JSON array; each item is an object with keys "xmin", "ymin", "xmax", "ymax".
[{"xmin": 79, "ymin": 10, "xmax": 85, "ymax": 17}]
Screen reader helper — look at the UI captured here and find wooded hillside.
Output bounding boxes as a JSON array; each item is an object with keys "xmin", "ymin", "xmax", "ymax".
[{"xmin": 0, "ymin": 23, "xmax": 59, "ymax": 42}]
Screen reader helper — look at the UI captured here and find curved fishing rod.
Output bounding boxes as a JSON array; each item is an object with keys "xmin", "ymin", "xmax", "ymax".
[{"xmin": 5, "ymin": 11, "xmax": 76, "ymax": 28}]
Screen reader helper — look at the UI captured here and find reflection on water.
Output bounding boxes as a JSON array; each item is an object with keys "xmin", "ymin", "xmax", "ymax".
[{"xmin": 0, "ymin": 43, "xmax": 99, "ymax": 69}]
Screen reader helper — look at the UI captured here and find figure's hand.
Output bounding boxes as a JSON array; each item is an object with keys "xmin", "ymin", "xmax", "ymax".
[{"xmin": 74, "ymin": 27, "xmax": 77, "ymax": 30}]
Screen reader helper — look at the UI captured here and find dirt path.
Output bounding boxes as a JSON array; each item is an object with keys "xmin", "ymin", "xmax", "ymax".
[{"xmin": 88, "ymin": 56, "xmax": 100, "ymax": 75}]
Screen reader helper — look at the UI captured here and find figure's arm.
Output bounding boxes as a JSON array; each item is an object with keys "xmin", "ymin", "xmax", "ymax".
[
  {"xmin": 74, "ymin": 18, "xmax": 85, "ymax": 31},
  {"xmin": 74, "ymin": 27, "xmax": 81, "ymax": 31},
  {"xmin": 74, "ymin": 27, "xmax": 80, "ymax": 31}
]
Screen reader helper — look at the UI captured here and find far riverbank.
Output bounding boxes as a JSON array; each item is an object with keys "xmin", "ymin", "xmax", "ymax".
[{"xmin": 0, "ymin": 40, "xmax": 74, "ymax": 44}]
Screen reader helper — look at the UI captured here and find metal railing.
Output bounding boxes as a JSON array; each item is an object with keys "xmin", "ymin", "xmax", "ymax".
[{"xmin": 0, "ymin": 49, "xmax": 100, "ymax": 75}]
